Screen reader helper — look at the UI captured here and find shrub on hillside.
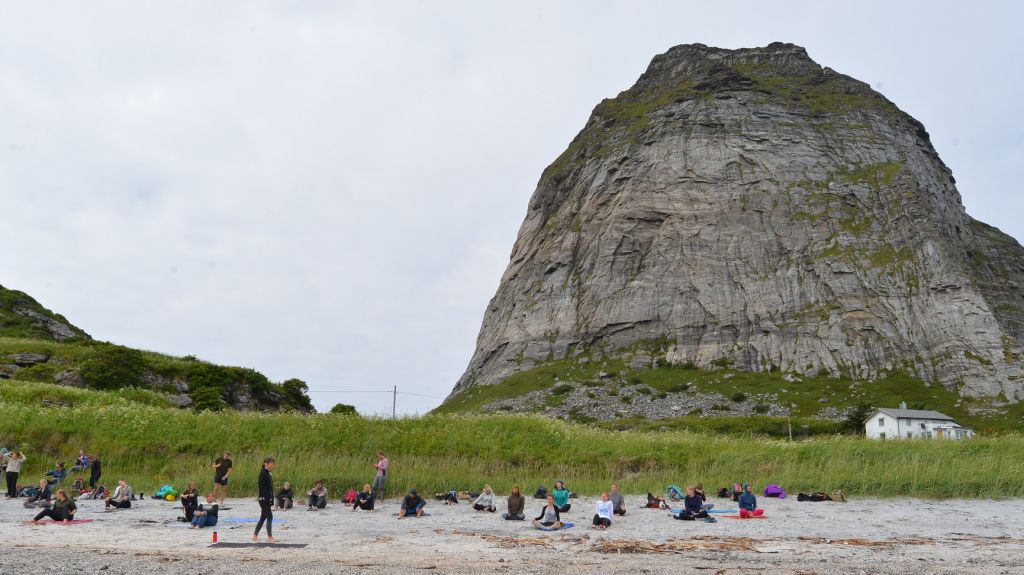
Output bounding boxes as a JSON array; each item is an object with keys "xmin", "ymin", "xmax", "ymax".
[
  {"xmin": 80, "ymin": 344, "xmax": 146, "ymax": 390},
  {"xmin": 731, "ymin": 392, "xmax": 747, "ymax": 403},
  {"xmin": 329, "ymin": 402, "xmax": 357, "ymax": 415}
]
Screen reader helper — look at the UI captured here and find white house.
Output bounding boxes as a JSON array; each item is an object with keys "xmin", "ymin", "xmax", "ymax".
[{"xmin": 864, "ymin": 404, "xmax": 975, "ymax": 440}]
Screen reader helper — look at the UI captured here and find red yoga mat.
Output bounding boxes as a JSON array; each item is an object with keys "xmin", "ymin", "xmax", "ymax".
[{"xmin": 34, "ymin": 519, "xmax": 94, "ymax": 525}]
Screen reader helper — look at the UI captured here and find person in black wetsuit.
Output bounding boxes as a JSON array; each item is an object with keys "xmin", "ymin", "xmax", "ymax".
[
  {"xmin": 89, "ymin": 455, "xmax": 102, "ymax": 495},
  {"xmin": 253, "ymin": 457, "xmax": 277, "ymax": 542}
]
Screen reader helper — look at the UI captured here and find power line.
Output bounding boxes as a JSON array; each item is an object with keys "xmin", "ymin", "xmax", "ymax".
[{"xmin": 307, "ymin": 389, "xmax": 445, "ymax": 399}]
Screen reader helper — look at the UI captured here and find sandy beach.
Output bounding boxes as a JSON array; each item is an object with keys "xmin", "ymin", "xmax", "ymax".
[{"xmin": 1, "ymin": 493, "xmax": 1022, "ymax": 575}]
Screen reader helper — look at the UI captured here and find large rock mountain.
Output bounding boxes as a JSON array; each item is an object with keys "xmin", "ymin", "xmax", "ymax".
[{"xmin": 451, "ymin": 42, "xmax": 1024, "ymax": 404}]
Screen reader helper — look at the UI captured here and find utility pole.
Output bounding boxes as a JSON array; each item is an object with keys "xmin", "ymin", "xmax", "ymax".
[
  {"xmin": 392, "ymin": 385, "xmax": 397, "ymax": 419},
  {"xmin": 788, "ymin": 415, "xmax": 793, "ymax": 441}
]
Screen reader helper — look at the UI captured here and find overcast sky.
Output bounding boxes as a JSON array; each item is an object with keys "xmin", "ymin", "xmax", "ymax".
[{"xmin": 2, "ymin": 1, "xmax": 1021, "ymax": 415}]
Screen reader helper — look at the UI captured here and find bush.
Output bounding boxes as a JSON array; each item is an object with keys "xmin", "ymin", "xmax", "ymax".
[
  {"xmin": 680, "ymin": 362, "xmax": 698, "ymax": 370},
  {"xmin": 753, "ymin": 403, "xmax": 770, "ymax": 414},
  {"xmin": 731, "ymin": 392, "xmax": 747, "ymax": 403},
  {"xmin": 668, "ymin": 383, "xmax": 690, "ymax": 393},
  {"xmin": 282, "ymin": 378, "xmax": 314, "ymax": 411},
  {"xmin": 711, "ymin": 404, "xmax": 729, "ymax": 411},
  {"xmin": 329, "ymin": 403, "xmax": 357, "ymax": 415},
  {"xmin": 711, "ymin": 357, "xmax": 732, "ymax": 368},
  {"xmin": 635, "ymin": 387, "xmax": 652, "ymax": 395},
  {"xmin": 80, "ymin": 345, "xmax": 146, "ymax": 390}
]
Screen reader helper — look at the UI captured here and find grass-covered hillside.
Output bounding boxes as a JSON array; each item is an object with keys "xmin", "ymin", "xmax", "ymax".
[
  {"xmin": 0, "ymin": 283, "xmax": 311, "ymax": 412},
  {"xmin": 0, "ymin": 389, "xmax": 1021, "ymax": 499},
  {"xmin": 437, "ymin": 355, "xmax": 1024, "ymax": 435},
  {"xmin": 0, "ymin": 285, "xmax": 89, "ymax": 340}
]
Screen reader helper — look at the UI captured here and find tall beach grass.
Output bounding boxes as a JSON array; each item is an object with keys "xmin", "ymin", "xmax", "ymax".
[{"xmin": 1, "ymin": 400, "xmax": 1020, "ymax": 499}]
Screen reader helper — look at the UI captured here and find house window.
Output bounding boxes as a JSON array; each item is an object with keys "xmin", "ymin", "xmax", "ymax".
[
  {"xmin": 920, "ymin": 423, "xmax": 926, "ymax": 430},
  {"xmin": 922, "ymin": 432, "xmax": 931, "ymax": 439},
  {"xmin": 879, "ymin": 432, "xmax": 886, "ymax": 440},
  {"xmin": 878, "ymin": 417, "xmax": 885, "ymax": 427},
  {"xmin": 906, "ymin": 432, "xmax": 913, "ymax": 438}
]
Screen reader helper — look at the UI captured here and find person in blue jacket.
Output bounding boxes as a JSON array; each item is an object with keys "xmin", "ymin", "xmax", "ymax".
[{"xmin": 738, "ymin": 484, "xmax": 765, "ymax": 518}]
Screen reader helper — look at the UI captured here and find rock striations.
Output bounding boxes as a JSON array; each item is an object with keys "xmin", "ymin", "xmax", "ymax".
[{"xmin": 451, "ymin": 43, "xmax": 1024, "ymax": 404}]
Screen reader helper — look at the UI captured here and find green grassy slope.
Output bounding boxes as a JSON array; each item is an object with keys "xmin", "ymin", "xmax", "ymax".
[{"xmin": 437, "ymin": 357, "xmax": 1024, "ymax": 434}]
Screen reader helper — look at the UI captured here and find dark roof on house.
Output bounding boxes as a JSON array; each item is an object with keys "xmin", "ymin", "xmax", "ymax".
[{"xmin": 865, "ymin": 408, "xmax": 956, "ymax": 422}]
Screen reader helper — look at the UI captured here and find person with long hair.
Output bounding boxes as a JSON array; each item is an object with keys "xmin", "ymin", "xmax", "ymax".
[
  {"xmin": 372, "ymin": 451, "xmax": 388, "ymax": 502},
  {"xmin": 3, "ymin": 450, "xmax": 26, "ymax": 498},
  {"xmin": 253, "ymin": 457, "xmax": 277, "ymax": 542},
  {"xmin": 28, "ymin": 489, "xmax": 76, "ymax": 524}
]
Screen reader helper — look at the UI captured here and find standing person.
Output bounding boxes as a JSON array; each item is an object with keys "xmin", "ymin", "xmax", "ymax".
[
  {"xmin": 552, "ymin": 480, "xmax": 571, "ymax": 513},
  {"xmin": 88, "ymin": 455, "xmax": 102, "ymax": 495},
  {"xmin": 28, "ymin": 489, "xmax": 76, "ymax": 524},
  {"xmin": 179, "ymin": 481, "xmax": 199, "ymax": 522},
  {"xmin": 609, "ymin": 483, "xmax": 626, "ymax": 516},
  {"xmin": 104, "ymin": 479, "xmax": 133, "ymax": 510},
  {"xmin": 532, "ymin": 494, "xmax": 563, "ymax": 530},
  {"xmin": 372, "ymin": 451, "xmax": 388, "ymax": 502},
  {"xmin": 253, "ymin": 457, "xmax": 277, "ymax": 543},
  {"xmin": 212, "ymin": 451, "xmax": 233, "ymax": 506},
  {"xmin": 4, "ymin": 450, "xmax": 26, "ymax": 498},
  {"xmin": 472, "ymin": 485, "xmax": 497, "ymax": 512},
  {"xmin": 592, "ymin": 492, "xmax": 614, "ymax": 529},
  {"xmin": 502, "ymin": 484, "xmax": 525, "ymax": 520},
  {"xmin": 353, "ymin": 483, "xmax": 375, "ymax": 511}
]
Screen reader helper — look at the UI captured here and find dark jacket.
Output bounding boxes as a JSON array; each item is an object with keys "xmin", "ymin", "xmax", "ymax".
[
  {"xmin": 402, "ymin": 494, "xmax": 425, "ymax": 510},
  {"xmin": 738, "ymin": 491, "xmax": 757, "ymax": 511},
  {"xmin": 90, "ymin": 459, "xmax": 102, "ymax": 479},
  {"xmin": 276, "ymin": 487, "xmax": 293, "ymax": 500},
  {"xmin": 258, "ymin": 467, "xmax": 274, "ymax": 501},
  {"xmin": 683, "ymin": 494, "xmax": 703, "ymax": 514},
  {"xmin": 507, "ymin": 493, "xmax": 525, "ymax": 515}
]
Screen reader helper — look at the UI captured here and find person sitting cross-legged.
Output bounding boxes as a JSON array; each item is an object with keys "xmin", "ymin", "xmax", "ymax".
[
  {"xmin": 674, "ymin": 486, "xmax": 710, "ymax": 520},
  {"xmin": 353, "ymin": 483, "xmax": 375, "ymax": 511},
  {"xmin": 738, "ymin": 484, "xmax": 765, "ymax": 518},
  {"xmin": 472, "ymin": 484, "xmax": 497, "ymax": 512}
]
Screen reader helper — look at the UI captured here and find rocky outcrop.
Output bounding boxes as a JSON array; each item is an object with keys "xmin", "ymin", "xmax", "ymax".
[
  {"xmin": 0, "ymin": 285, "xmax": 89, "ymax": 341},
  {"xmin": 452, "ymin": 42, "xmax": 1024, "ymax": 404}
]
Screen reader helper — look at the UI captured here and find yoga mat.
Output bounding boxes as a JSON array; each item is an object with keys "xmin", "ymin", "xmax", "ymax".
[
  {"xmin": 209, "ymin": 542, "xmax": 307, "ymax": 548},
  {"xmin": 722, "ymin": 515, "xmax": 768, "ymax": 519},
  {"xmin": 670, "ymin": 509, "xmax": 735, "ymax": 514},
  {"xmin": 222, "ymin": 518, "xmax": 287, "ymax": 523},
  {"xmin": 535, "ymin": 521, "xmax": 574, "ymax": 531},
  {"xmin": 33, "ymin": 519, "xmax": 94, "ymax": 525},
  {"xmin": 393, "ymin": 512, "xmax": 431, "ymax": 516}
]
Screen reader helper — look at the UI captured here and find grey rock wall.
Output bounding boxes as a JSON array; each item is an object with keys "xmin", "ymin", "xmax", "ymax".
[{"xmin": 452, "ymin": 43, "xmax": 1024, "ymax": 403}]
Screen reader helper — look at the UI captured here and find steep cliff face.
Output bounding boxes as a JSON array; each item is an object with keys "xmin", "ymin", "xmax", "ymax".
[{"xmin": 452, "ymin": 42, "xmax": 1024, "ymax": 403}]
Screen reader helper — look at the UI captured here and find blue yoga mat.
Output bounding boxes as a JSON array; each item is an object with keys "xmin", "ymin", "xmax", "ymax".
[{"xmin": 535, "ymin": 521, "xmax": 574, "ymax": 531}]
